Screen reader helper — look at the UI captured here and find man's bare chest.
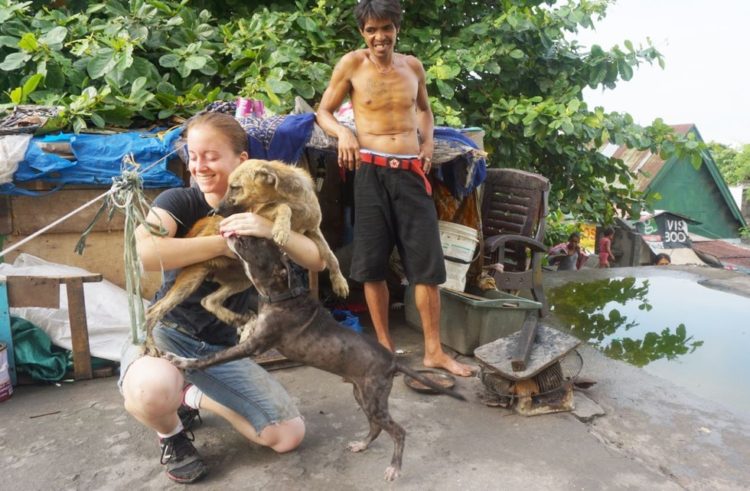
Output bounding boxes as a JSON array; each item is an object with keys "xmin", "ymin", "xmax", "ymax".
[{"xmin": 351, "ymin": 70, "xmax": 418, "ymax": 110}]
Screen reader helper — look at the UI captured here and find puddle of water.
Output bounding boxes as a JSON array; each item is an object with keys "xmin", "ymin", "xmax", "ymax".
[{"xmin": 549, "ymin": 276, "xmax": 750, "ymax": 413}]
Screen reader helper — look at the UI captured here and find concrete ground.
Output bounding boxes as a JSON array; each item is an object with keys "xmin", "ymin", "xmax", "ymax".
[{"xmin": 2, "ymin": 265, "xmax": 750, "ymax": 490}]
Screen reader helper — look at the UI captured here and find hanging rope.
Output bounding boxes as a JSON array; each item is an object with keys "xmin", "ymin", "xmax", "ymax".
[{"xmin": 74, "ymin": 152, "xmax": 172, "ymax": 343}]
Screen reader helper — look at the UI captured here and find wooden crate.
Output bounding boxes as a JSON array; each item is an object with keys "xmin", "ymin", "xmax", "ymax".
[{"xmin": 0, "ymin": 187, "xmax": 175, "ymax": 299}]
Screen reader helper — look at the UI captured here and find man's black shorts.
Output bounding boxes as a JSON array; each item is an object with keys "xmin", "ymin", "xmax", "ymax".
[{"xmin": 350, "ymin": 163, "xmax": 446, "ymax": 285}]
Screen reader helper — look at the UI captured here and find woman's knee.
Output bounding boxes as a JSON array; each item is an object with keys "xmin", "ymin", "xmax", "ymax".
[
  {"xmin": 122, "ymin": 356, "xmax": 184, "ymax": 416},
  {"xmin": 260, "ymin": 416, "xmax": 306, "ymax": 453}
]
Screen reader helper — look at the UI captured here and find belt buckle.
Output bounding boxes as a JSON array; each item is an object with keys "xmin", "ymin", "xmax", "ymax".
[{"xmin": 388, "ymin": 158, "xmax": 400, "ymax": 169}]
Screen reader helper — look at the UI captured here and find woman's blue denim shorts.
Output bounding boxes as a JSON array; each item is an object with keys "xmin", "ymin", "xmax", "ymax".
[{"xmin": 118, "ymin": 324, "xmax": 299, "ymax": 434}]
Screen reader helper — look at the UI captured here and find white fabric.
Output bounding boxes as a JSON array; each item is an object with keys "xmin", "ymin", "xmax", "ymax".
[
  {"xmin": 0, "ymin": 253, "xmax": 147, "ymax": 361},
  {"xmin": 0, "ymin": 134, "xmax": 32, "ymax": 183}
]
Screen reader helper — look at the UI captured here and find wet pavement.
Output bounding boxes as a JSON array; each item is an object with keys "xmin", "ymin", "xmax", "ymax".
[{"xmin": 2, "ymin": 265, "xmax": 750, "ymax": 490}]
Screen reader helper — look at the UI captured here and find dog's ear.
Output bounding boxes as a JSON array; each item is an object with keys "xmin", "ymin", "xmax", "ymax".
[
  {"xmin": 273, "ymin": 170, "xmax": 306, "ymax": 197},
  {"xmin": 254, "ymin": 169, "xmax": 277, "ymax": 188}
]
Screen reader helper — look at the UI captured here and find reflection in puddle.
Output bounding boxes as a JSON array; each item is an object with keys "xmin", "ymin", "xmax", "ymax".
[{"xmin": 549, "ymin": 276, "xmax": 750, "ymax": 413}]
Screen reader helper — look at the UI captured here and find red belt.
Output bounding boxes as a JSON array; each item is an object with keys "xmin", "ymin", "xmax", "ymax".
[{"xmin": 359, "ymin": 152, "xmax": 432, "ymax": 195}]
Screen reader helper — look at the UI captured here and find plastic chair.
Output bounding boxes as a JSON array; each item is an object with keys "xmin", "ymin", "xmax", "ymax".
[{"xmin": 480, "ymin": 168, "xmax": 550, "ymax": 315}]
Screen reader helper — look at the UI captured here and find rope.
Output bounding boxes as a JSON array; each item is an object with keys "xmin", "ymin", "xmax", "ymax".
[{"xmin": 78, "ymin": 153, "xmax": 172, "ymax": 343}]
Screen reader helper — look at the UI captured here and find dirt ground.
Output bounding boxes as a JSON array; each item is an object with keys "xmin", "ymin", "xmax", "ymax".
[{"xmin": 2, "ymin": 265, "xmax": 749, "ymax": 490}]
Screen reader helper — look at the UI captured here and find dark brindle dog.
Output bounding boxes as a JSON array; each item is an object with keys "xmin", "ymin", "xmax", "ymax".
[{"xmin": 165, "ymin": 235, "xmax": 465, "ymax": 481}]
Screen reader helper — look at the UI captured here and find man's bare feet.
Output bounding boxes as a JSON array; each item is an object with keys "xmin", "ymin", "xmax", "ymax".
[
  {"xmin": 424, "ymin": 352, "xmax": 476, "ymax": 377},
  {"xmin": 376, "ymin": 336, "xmax": 395, "ymax": 353}
]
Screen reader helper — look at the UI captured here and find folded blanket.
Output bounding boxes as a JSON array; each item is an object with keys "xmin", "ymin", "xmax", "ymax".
[{"xmin": 238, "ymin": 113, "xmax": 316, "ymax": 164}]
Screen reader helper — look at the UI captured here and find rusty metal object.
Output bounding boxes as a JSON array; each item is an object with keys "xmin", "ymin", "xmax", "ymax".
[{"xmin": 475, "ymin": 324, "xmax": 582, "ymax": 415}]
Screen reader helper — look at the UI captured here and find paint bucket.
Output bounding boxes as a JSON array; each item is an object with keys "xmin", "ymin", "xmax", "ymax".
[
  {"xmin": 438, "ymin": 221, "xmax": 480, "ymax": 292},
  {"xmin": 0, "ymin": 342, "xmax": 13, "ymax": 403}
]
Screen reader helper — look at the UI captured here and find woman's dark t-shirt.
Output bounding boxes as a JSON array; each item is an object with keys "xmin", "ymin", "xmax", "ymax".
[{"xmin": 151, "ymin": 187, "xmax": 255, "ymax": 346}]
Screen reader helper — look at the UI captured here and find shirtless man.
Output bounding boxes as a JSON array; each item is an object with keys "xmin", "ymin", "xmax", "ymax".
[{"xmin": 316, "ymin": 0, "xmax": 473, "ymax": 376}]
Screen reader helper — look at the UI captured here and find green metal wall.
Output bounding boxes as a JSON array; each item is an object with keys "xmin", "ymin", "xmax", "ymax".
[{"xmin": 646, "ymin": 158, "xmax": 740, "ymax": 239}]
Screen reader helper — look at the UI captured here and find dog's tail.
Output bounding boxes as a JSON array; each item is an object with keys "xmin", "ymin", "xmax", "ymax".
[{"xmin": 396, "ymin": 364, "xmax": 466, "ymax": 401}]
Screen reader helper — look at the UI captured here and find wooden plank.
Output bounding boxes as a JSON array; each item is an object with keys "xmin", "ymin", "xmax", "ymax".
[
  {"xmin": 511, "ymin": 313, "xmax": 538, "ymax": 372},
  {"xmin": 10, "ymin": 188, "xmax": 164, "ymax": 235},
  {"xmin": 0, "ymin": 195, "xmax": 12, "ymax": 235},
  {"xmin": 64, "ymin": 277, "xmax": 93, "ymax": 380},
  {"xmin": 2, "ymin": 231, "xmax": 163, "ymax": 299},
  {"xmin": 5, "ymin": 276, "xmax": 60, "ymax": 308}
]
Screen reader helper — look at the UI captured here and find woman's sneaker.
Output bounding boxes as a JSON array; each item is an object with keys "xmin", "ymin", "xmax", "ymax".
[
  {"xmin": 159, "ymin": 429, "xmax": 208, "ymax": 483},
  {"xmin": 178, "ymin": 404, "xmax": 202, "ymax": 431}
]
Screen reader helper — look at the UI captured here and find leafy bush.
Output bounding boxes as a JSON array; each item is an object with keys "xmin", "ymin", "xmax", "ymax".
[{"xmin": 0, "ymin": 0, "xmax": 349, "ymax": 131}]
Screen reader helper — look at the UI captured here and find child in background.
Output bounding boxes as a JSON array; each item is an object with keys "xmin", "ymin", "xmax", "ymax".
[
  {"xmin": 654, "ymin": 253, "xmax": 672, "ymax": 265},
  {"xmin": 548, "ymin": 232, "xmax": 588, "ymax": 270},
  {"xmin": 598, "ymin": 226, "xmax": 615, "ymax": 268}
]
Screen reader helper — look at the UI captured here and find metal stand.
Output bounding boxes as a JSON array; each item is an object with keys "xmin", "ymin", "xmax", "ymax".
[{"xmin": 474, "ymin": 322, "xmax": 581, "ymax": 416}]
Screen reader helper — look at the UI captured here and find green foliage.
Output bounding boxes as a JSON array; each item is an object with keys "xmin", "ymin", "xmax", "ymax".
[
  {"xmin": 0, "ymin": 0, "xmax": 709, "ymax": 222},
  {"xmin": 0, "ymin": 0, "xmax": 351, "ymax": 125},
  {"xmin": 709, "ymin": 141, "xmax": 750, "ymax": 185}
]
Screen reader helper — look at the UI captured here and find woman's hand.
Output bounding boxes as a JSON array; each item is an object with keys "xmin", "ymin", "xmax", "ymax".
[
  {"xmin": 219, "ymin": 212, "xmax": 274, "ymax": 240},
  {"xmin": 220, "ymin": 212, "xmax": 325, "ymax": 271}
]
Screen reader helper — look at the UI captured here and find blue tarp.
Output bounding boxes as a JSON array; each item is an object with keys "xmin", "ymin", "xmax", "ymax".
[{"xmin": 0, "ymin": 128, "xmax": 185, "ymax": 196}]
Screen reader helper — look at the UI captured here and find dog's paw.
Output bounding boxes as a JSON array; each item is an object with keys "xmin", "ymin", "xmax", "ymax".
[
  {"xmin": 347, "ymin": 440, "xmax": 368, "ymax": 453},
  {"xmin": 163, "ymin": 351, "xmax": 198, "ymax": 370},
  {"xmin": 272, "ymin": 227, "xmax": 290, "ymax": 246},
  {"xmin": 384, "ymin": 465, "xmax": 400, "ymax": 481},
  {"xmin": 331, "ymin": 275, "xmax": 350, "ymax": 298}
]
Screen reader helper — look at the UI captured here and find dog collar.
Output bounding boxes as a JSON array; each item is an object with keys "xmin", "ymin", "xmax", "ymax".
[{"xmin": 259, "ymin": 286, "xmax": 310, "ymax": 304}]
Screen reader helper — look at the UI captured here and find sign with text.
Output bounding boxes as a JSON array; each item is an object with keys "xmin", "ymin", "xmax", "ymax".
[{"xmin": 638, "ymin": 212, "xmax": 698, "ymax": 249}]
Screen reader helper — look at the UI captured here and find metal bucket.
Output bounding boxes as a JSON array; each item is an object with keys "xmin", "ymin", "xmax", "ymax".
[{"xmin": 0, "ymin": 342, "xmax": 13, "ymax": 402}]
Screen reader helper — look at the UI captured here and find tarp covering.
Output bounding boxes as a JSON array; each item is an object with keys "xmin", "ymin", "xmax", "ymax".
[
  {"xmin": 0, "ymin": 128, "xmax": 185, "ymax": 196},
  {"xmin": 10, "ymin": 316, "xmax": 71, "ymax": 382}
]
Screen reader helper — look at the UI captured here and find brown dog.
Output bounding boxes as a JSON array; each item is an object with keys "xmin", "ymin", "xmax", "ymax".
[
  {"xmin": 217, "ymin": 159, "xmax": 349, "ymax": 299},
  {"xmin": 142, "ymin": 159, "xmax": 348, "ymax": 354}
]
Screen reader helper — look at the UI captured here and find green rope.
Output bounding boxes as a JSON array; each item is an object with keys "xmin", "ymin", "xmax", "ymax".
[{"xmin": 76, "ymin": 156, "xmax": 167, "ymax": 344}]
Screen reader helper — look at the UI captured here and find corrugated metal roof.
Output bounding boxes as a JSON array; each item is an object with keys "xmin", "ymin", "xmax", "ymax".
[
  {"xmin": 610, "ymin": 124, "xmax": 694, "ymax": 191},
  {"xmin": 692, "ymin": 240, "xmax": 750, "ymax": 269}
]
